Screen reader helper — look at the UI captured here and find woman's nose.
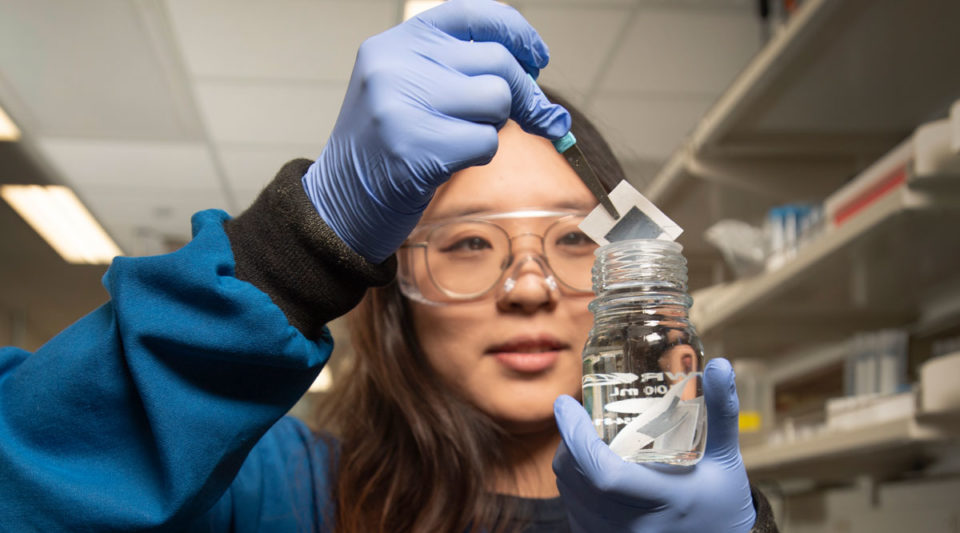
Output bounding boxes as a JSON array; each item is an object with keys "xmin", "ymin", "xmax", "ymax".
[{"xmin": 496, "ymin": 253, "xmax": 559, "ymax": 313}]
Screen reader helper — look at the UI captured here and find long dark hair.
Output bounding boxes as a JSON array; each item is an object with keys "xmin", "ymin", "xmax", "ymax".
[{"xmin": 315, "ymin": 89, "xmax": 625, "ymax": 533}]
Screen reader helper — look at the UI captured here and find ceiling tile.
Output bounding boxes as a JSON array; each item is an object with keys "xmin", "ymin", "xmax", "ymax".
[
  {"xmin": 522, "ymin": 5, "xmax": 633, "ymax": 96},
  {"xmin": 194, "ymin": 81, "xmax": 345, "ymax": 144},
  {"xmin": 166, "ymin": 0, "xmax": 397, "ymax": 82},
  {"xmin": 80, "ymin": 185, "xmax": 228, "ymax": 255},
  {"xmin": 218, "ymin": 145, "xmax": 316, "ymax": 193},
  {"xmin": 233, "ymin": 188, "xmax": 266, "ymax": 211},
  {"xmin": 520, "ymin": 0, "xmax": 749, "ymax": 5},
  {"xmin": 35, "ymin": 139, "xmax": 220, "ymax": 190},
  {"xmin": 0, "ymin": 0, "xmax": 201, "ymax": 140},
  {"xmin": 519, "ymin": 0, "xmax": 636, "ymax": 6},
  {"xmin": 588, "ymin": 94, "xmax": 715, "ymax": 160},
  {"xmin": 599, "ymin": 7, "xmax": 760, "ymax": 94}
]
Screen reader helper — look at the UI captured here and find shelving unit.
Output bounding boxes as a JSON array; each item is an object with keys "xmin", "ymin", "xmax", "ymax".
[
  {"xmin": 690, "ymin": 184, "xmax": 960, "ymax": 358},
  {"xmin": 648, "ymin": 0, "xmax": 960, "ymax": 280},
  {"xmin": 641, "ymin": 0, "xmax": 960, "ymax": 485},
  {"xmin": 647, "ymin": 0, "xmax": 960, "ymax": 356},
  {"xmin": 742, "ymin": 414, "xmax": 949, "ymax": 483}
]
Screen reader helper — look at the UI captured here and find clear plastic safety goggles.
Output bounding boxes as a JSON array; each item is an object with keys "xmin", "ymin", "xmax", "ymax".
[{"xmin": 397, "ymin": 209, "xmax": 597, "ymax": 305}]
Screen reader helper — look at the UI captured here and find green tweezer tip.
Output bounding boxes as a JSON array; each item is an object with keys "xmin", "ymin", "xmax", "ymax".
[{"xmin": 553, "ymin": 131, "xmax": 577, "ymax": 154}]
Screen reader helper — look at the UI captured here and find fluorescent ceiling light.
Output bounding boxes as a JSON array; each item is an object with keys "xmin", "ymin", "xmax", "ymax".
[
  {"xmin": 1, "ymin": 185, "xmax": 123, "ymax": 264},
  {"xmin": 0, "ymin": 104, "xmax": 20, "ymax": 141},
  {"xmin": 404, "ymin": 1, "xmax": 445, "ymax": 20}
]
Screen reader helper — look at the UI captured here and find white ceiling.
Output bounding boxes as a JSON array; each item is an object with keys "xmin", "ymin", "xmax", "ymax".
[{"xmin": 0, "ymin": 0, "xmax": 760, "ymax": 255}]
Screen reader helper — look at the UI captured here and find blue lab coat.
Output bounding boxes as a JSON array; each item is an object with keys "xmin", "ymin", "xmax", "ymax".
[{"xmin": 0, "ymin": 210, "xmax": 337, "ymax": 531}]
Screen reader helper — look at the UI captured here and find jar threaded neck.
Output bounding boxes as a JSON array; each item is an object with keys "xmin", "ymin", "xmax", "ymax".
[{"xmin": 592, "ymin": 239, "xmax": 688, "ymax": 295}]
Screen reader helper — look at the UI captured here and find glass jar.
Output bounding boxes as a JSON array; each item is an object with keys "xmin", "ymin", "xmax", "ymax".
[{"xmin": 581, "ymin": 239, "xmax": 706, "ymax": 465}]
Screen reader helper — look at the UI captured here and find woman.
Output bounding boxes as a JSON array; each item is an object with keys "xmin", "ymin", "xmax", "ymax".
[
  {"xmin": 0, "ymin": 1, "xmax": 775, "ymax": 532},
  {"xmin": 322, "ymin": 113, "xmax": 604, "ymax": 531}
]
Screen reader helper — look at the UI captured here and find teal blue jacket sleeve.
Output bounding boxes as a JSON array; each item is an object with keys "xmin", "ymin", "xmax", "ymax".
[
  {"xmin": 0, "ymin": 159, "xmax": 395, "ymax": 532},
  {"xmin": 0, "ymin": 209, "xmax": 332, "ymax": 531},
  {"xmin": 186, "ymin": 416, "xmax": 339, "ymax": 533}
]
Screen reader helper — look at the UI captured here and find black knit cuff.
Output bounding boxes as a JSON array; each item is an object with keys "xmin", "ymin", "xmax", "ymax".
[
  {"xmin": 224, "ymin": 158, "xmax": 396, "ymax": 339},
  {"xmin": 750, "ymin": 485, "xmax": 779, "ymax": 533}
]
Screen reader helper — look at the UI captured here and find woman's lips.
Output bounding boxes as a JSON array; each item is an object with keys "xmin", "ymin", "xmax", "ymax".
[
  {"xmin": 486, "ymin": 336, "xmax": 569, "ymax": 373},
  {"xmin": 494, "ymin": 352, "xmax": 560, "ymax": 373}
]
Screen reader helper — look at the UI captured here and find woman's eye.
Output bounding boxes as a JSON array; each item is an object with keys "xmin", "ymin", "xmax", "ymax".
[
  {"xmin": 556, "ymin": 231, "xmax": 592, "ymax": 247},
  {"xmin": 440, "ymin": 236, "xmax": 493, "ymax": 253}
]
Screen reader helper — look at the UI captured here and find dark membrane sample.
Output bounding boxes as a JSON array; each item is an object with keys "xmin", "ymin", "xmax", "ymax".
[{"xmin": 604, "ymin": 206, "xmax": 661, "ymax": 242}]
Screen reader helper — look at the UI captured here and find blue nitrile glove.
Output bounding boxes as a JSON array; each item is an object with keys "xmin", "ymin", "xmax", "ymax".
[
  {"xmin": 302, "ymin": 0, "xmax": 571, "ymax": 264},
  {"xmin": 553, "ymin": 358, "xmax": 756, "ymax": 533}
]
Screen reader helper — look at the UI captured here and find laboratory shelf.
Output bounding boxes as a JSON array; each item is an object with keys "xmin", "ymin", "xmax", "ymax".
[
  {"xmin": 688, "ymin": 184, "xmax": 960, "ymax": 359},
  {"xmin": 645, "ymin": 0, "xmax": 960, "ymax": 269},
  {"xmin": 742, "ymin": 414, "xmax": 950, "ymax": 483},
  {"xmin": 642, "ymin": 0, "xmax": 960, "ymax": 491}
]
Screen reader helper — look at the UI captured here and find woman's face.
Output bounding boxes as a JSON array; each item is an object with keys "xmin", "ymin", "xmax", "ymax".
[{"xmin": 410, "ymin": 120, "xmax": 596, "ymax": 433}]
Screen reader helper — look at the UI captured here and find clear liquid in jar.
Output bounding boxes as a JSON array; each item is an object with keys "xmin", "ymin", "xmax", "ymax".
[{"xmin": 582, "ymin": 323, "xmax": 706, "ymax": 465}]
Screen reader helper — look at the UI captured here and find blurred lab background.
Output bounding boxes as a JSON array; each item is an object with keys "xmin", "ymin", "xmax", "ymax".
[{"xmin": 2, "ymin": 0, "xmax": 959, "ymax": 530}]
